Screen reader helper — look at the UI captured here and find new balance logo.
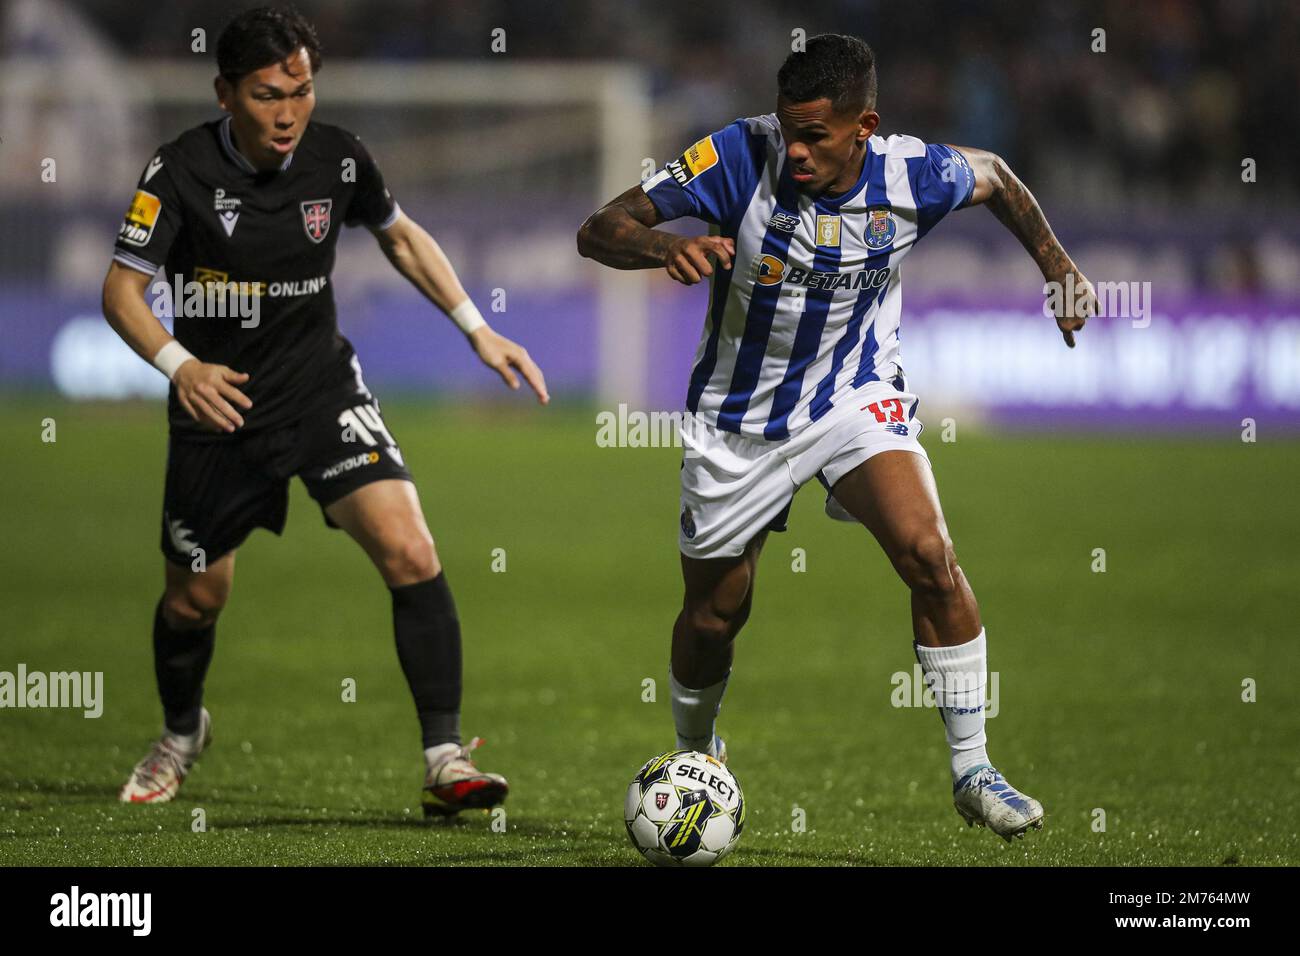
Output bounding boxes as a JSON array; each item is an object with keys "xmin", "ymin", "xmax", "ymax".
[{"xmin": 767, "ymin": 212, "xmax": 799, "ymax": 233}]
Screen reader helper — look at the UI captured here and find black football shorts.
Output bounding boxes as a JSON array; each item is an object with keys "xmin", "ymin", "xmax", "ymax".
[{"xmin": 159, "ymin": 381, "xmax": 413, "ymax": 566}]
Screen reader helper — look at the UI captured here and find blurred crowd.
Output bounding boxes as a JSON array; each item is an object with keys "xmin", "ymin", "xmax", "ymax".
[
  {"xmin": 2, "ymin": 0, "xmax": 1298, "ymax": 396},
  {"xmin": 58, "ymin": 0, "xmax": 1300, "ymax": 209},
  {"xmin": 3, "ymin": 0, "xmax": 1298, "ymax": 295}
]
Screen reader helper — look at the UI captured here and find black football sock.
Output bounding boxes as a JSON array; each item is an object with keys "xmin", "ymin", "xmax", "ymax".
[
  {"xmin": 152, "ymin": 598, "xmax": 215, "ymax": 736},
  {"xmin": 391, "ymin": 573, "xmax": 463, "ymax": 749}
]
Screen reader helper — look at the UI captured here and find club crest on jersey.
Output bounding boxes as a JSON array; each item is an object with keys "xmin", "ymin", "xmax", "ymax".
[
  {"xmin": 301, "ymin": 199, "xmax": 333, "ymax": 243},
  {"xmin": 815, "ymin": 214, "xmax": 841, "ymax": 247},
  {"xmin": 680, "ymin": 507, "xmax": 697, "ymax": 540},
  {"xmin": 864, "ymin": 207, "xmax": 897, "ymax": 250}
]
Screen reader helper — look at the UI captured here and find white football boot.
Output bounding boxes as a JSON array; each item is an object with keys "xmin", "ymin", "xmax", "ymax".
[
  {"xmin": 421, "ymin": 737, "xmax": 509, "ymax": 818},
  {"xmin": 119, "ymin": 708, "xmax": 212, "ymax": 804},
  {"xmin": 953, "ymin": 765, "xmax": 1045, "ymax": 841}
]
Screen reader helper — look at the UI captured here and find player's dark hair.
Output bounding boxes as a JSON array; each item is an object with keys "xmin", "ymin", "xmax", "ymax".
[
  {"xmin": 216, "ymin": 5, "xmax": 322, "ymax": 85},
  {"xmin": 777, "ymin": 34, "xmax": 877, "ymax": 115}
]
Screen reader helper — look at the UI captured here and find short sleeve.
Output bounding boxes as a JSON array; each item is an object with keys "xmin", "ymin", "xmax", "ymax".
[
  {"xmin": 909, "ymin": 143, "xmax": 975, "ymax": 237},
  {"xmin": 112, "ymin": 152, "xmax": 183, "ymax": 275},
  {"xmin": 345, "ymin": 136, "xmax": 399, "ymax": 230},
  {"xmin": 641, "ymin": 119, "xmax": 760, "ymax": 226}
]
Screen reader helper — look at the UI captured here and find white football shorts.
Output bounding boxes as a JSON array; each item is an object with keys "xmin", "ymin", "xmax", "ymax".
[{"xmin": 678, "ymin": 379, "xmax": 930, "ymax": 559}]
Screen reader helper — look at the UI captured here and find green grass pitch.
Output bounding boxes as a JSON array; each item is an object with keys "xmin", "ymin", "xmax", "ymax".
[{"xmin": 1, "ymin": 397, "xmax": 1296, "ymax": 866}]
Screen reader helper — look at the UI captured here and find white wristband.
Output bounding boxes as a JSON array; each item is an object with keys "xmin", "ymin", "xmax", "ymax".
[
  {"xmin": 449, "ymin": 299, "xmax": 487, "ymax": 335},
  {"xmin": 152, "ymin": 340, "xmax": 197, "ymax": 381}
]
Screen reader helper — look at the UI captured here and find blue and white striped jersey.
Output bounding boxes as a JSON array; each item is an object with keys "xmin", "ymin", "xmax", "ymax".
[{"xmin": 642, "ymin": 114, "xmax": 974, "ymax": 441}]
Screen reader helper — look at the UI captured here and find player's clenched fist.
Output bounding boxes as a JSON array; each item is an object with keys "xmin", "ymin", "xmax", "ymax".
[
  {"xmin": 665, "ymin": 235, "xmax": 735, "ymax": 285},
  {"xmin": 173, "ymin": 361, "xmax": 253, "ymax": 433}
]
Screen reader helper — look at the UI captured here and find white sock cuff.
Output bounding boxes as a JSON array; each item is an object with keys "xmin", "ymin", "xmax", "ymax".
[
  {"xmin": 669, "ymin": 668, "xmax": 729, "ymax": 751},
  {"xmin": 915, "ymin": 629, "xmax": 987, "ymax": 704},
  {"xmin": 668, "ymin": 669, "xmax": 728, "ymax": 702},
  {"xmin": 914, "ymin": 628, "xmax": 986, "ymax": 669}
]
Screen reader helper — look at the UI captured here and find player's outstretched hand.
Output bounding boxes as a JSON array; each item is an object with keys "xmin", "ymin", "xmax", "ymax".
[
  {"xmin": 1053, "ymin": 270, "xmax": 1095, "ymax": 349},
  {"xmin": 173, "ymin": 361, "xmax": 252, "ymax": 433},
  {"xmin": 666, "ymin": 235, "xmax": 735, "ymax": 286},
  {"xmin": 469, "ymin": 327, "xmax": 549, "ymax": 404}
]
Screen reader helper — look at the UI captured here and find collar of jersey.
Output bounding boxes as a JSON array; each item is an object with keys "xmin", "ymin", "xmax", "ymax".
[
  {"xmin": 804, "ymin": 137, "xmax": 874, "ymax": 211},
  {"xmin": 220, "ymin": 115, "xmax": 294, "ymax": 173}
]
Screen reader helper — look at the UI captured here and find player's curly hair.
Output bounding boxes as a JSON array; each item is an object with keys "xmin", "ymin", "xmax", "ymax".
[
  {"xmin": 217, "ymin": 5, "xmax": 323, "ymax": 85},
  {"xmin": 778, "ymin": 34, "xmax": 877, "ymax": 115}
]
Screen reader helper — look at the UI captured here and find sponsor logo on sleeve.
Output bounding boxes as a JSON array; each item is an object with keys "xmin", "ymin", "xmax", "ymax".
[
  {"xmin": 143, "ymin": 156, "xmax": 163, "ymax": 183},
  {"xmin": 118, "ymin": 190, "xmax": 161, "ymax": 247},
  {"xmin": 666, "ymin": 135, "xmax": 719, "ymax": 187}
]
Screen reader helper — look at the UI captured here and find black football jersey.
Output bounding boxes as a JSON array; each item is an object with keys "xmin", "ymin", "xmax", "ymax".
[{"xmin": 112, "ymin": 116, "xmax": 398, "ymax": 437}]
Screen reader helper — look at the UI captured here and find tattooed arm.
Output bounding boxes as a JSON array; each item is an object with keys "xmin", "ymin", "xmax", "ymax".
[
  {"xmin": 953, "ymin": 146, "xmax": 1093, "ymax": 348},
  {"xmin": 577, "ymin": 185, "xmax": 735, "ymax": 286}
]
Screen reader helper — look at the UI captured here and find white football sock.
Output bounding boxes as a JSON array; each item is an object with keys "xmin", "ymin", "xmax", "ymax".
[
  {"xmin": 914, "ymin": 629, "xmax": 991, "ymax": 781},
  {"xmin": 669, "ymin": 669, "xmax": 727, "ymax": 757}
]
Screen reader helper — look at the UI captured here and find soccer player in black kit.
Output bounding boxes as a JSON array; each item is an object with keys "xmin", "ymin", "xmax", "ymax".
[{"xmin": 102, "ymin": 7, "xmax": 547, "ymax": 816}]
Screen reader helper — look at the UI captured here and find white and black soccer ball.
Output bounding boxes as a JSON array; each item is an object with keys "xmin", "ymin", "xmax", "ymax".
[{"xmin": 624, "ymin": 750, "xmax": 745, "ymax": 867}]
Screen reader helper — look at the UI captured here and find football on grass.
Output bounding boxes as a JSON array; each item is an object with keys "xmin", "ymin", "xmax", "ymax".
[{"xmin": 624, "ymin": 750, "xmax": 745, "ymax": 866}]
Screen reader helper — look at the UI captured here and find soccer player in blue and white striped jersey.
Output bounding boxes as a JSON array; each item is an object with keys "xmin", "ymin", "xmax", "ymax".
[{"xmin": 579, "ymin": 34, "xmax": 1094, "ymax": 841}]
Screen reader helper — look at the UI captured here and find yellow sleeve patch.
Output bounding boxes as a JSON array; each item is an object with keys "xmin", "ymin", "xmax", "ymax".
[
  {"xmin": 126, "ymin": 190, "xmax": 161, "ymax": 228},
  {"xmin": 118, "ymin": 190, "xmax": 161, "ymax": 247},
  {"xmin": 684, "ymin": 136, "xmax": 719, "ymax": 177}
]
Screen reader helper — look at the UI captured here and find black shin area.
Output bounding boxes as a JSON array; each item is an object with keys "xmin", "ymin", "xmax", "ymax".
[
  {"xmin": 152, "ymin": 598, "xmax": 215, "ymax": 736},
  {"xmin": 390, "ymin": 573, "xmax": 463, "ymax": 748}
]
